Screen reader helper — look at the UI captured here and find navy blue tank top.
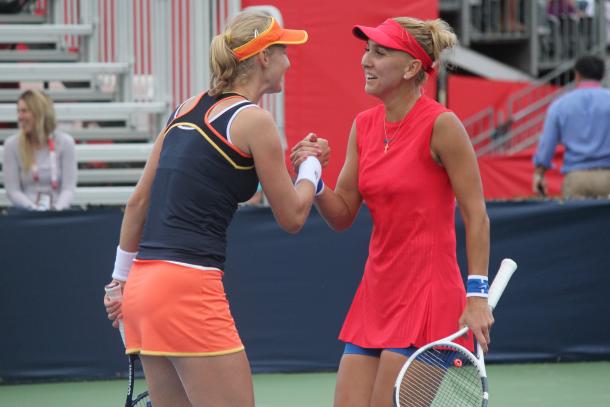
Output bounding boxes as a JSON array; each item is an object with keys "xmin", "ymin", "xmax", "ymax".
[{"xmin": 137, "ymin": 92, "xmax": 259, "ymax": 269}]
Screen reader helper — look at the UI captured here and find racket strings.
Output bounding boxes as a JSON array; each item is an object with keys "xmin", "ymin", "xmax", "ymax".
[{"xmin": 398, "ymin": 348, "xmax": 483, "ymax": 407}]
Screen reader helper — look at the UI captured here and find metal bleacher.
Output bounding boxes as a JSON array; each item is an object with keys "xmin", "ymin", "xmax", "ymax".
[
  {"xmin": 0, "ymin": 0, "xmax": 248, "ymax": 208},
  {"xmin": 440, "ymin": 0, "xmax": 608, "ymax": 156},
  {"xmin": 0, "ymin": 142, "xmax": 150, "ymax": 205},
  {"xmin": 0, "ymin": 0, "xmax": 170, "ymax": 207}
]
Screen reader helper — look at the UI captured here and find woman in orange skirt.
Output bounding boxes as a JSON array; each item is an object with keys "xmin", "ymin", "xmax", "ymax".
[{"xmin": 104, "ymin": 11, "xmax": 328, "ymax": 407}]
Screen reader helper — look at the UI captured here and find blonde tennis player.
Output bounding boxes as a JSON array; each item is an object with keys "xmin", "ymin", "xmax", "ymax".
[
  {"xmin": 104, "ymin": 11, "xmax": 328, "ymax": 407},
  {"xmin": 292, "ymin": 16, "xmax": 492, "ymax": 407}
]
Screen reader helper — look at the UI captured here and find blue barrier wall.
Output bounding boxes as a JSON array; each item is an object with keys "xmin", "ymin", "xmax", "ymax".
[{"xmin": 1, "ymin": 201, "xmax": 609, "ymax": 382}]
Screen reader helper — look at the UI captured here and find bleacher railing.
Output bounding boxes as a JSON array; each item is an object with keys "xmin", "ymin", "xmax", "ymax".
[{"xmin": 458, "ymin": 0, "xmax": 607, "ymax": 156}]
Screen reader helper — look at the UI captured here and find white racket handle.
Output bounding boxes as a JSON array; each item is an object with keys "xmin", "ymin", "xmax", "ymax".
[
  {"xmin": 488, "ymin": 258, "xmax": 517, "ymax": 310},
  {"xmin": 105, "ymin": 282, "xmax": 126, "ymax": 345}
]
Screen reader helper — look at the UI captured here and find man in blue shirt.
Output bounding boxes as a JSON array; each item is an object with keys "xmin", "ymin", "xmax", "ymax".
[{"xmin": 533, "ymin": 55, "xmax": 610, "ymax": 198}]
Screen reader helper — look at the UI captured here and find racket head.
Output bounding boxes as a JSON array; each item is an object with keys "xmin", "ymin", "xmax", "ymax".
[
  {"xmin": 393, "ymin": 341, "xmax": 488, "ymax": 407},
  {"xmin": 131, "ymin": 390, "xmax": 151, "ymax": 407}
]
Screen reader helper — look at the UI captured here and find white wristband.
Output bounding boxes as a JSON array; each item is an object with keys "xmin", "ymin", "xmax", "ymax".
[
  {"xmin": 295, "ymin": 156, "xmax": 322, "ymax": 190},
  {"xmin": 111, "ymin": 245, "xmax": 138, "ymax": 281}
]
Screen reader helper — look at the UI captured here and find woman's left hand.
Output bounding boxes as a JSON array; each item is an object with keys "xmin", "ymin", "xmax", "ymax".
[{"xmin": 459, "ymin": 296, "xmax": 494, "ymax": 352}]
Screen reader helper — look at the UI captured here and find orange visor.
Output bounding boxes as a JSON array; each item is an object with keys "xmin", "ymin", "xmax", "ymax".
[{"xmin": 232, "ymin": 17, "xmax": 308, "ymax": 61}]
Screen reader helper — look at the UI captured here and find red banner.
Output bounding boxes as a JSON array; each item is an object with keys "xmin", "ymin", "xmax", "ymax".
[
  {"xmin": 478, "ymin": 147, "xmax": 564, "ymax": 200},
  {"xmin": 448, "ymin": 74, "xmax": 530, "ymax": 121}
]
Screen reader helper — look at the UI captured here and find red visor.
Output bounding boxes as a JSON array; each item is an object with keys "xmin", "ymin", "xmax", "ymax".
[{"xmin": 353, "ymin": 19, "xmax": 434, "ymax": 73}]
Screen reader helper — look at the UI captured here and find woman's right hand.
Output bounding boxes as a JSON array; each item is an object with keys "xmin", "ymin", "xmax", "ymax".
[
  {"xmin": 104, "ymin": 280, "xmax": 124, "ymax": 328},
  {"xmin": 290, "ymin": 133, "xmax": 330, "ymax": 171}
]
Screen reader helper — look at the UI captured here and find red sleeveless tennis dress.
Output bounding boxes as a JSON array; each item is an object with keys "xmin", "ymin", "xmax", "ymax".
[{"xmin": 338, "ymin": 96, "xmax": 471, "ymax": 350}]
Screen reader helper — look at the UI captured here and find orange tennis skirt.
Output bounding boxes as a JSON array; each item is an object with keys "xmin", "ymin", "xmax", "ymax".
[{"xmin": 122, "ymin": 259, "xmax": 244, "ymax": 356}]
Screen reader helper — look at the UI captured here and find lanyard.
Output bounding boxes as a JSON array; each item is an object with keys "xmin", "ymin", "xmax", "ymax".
[{"xmin": 31, "ymin": 135, "xmax": 59, "ymax": 190}]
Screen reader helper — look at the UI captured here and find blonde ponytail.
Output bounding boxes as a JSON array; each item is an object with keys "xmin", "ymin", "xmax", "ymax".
[
  {"xmin": 209, "ymin": 12, "xmax": 272, "ymax": 96},
  {"xmin": 393, "ymin": 17, "xmax": 457, "ymax": 85}
]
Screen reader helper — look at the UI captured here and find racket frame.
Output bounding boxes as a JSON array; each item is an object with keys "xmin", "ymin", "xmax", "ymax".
[
  {"xmin": 125, "ymin": 353, "xmax": 137, "ymax": 407},
  {"xmin": 393, "ymin": 326, "xmax": 489, "ymax": 407}
]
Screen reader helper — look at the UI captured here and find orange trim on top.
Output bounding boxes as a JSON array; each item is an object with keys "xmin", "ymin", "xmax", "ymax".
[
  {"xmin": 204, "ymin": 97, "xmax": 253, "ymax": 158},
  {"xmin": 174, "ymin": 92, "xmax": 205, "ymax": 120}
]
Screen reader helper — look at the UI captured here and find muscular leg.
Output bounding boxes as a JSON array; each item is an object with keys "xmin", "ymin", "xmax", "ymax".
[
  {"xmin": 171, "ymin": 350, "xmax": 254, "ymax": 407},
  {"xmin": 334, "ymin": 354, "xmax": 379, "ymax": 407},
  {"xmin": 370, "ymin": 350, "xmax": 409, "ymax": 407},
  {"xmin": 139, "ymin": 355, "xmax": 191, "ymax": 407}
]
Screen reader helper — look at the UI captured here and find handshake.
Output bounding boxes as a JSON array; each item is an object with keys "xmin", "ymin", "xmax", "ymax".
[{"xmin": 290, "ymin": 133, "xmax": 330, "ymax": 197}]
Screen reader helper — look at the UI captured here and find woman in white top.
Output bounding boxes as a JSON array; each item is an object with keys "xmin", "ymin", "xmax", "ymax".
[{"xmin": 3, "ymin": 89, "xmax": 77, "ymax": 210}]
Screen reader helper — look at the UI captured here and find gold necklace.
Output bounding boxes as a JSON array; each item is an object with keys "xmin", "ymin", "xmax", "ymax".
[{"xmin": 383, "ymin": 115, "xmax": 407, "ymax": 154}]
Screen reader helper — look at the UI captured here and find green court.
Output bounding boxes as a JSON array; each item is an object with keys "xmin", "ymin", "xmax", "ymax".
[{"xmin": 1, "ymin": 362, "xmax": 609, "ymax": 407}]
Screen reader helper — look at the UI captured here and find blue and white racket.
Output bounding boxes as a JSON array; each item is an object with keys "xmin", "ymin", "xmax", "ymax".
[{"xmin": 393, "ymin": 258, "xmax": 517, "ymax": 407}]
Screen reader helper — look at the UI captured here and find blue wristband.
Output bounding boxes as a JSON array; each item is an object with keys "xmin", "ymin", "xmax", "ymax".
[
  {"xmin": 466, "ymin": 275, "xmax": 489, "ymax": 298},
  {"xmin": 315, "ymin": 179, "xmax": 325, "ymax": 196}
]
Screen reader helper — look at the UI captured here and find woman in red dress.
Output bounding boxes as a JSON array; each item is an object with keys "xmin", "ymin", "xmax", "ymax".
[{"xmin": 293, "ymin": 16, "xmax": 493, "ymax": 407}]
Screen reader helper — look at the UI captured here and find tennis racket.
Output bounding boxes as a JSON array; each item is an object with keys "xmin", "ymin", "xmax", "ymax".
[
  {"xmin": 126, "ymin": 354, "xmax": 151, "ymax": 407},
  {"xmin": 393, "ymin": 258, "xmax": 518, "ymax": 407},
  {"xmin": 105, "ymin": 282, "xmax": 152, "ymax": 407}
]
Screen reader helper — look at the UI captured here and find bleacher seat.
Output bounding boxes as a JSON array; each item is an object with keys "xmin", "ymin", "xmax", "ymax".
[{"xmin": 0, "ymin": 143, "xmax": 152, "ymax": 207}]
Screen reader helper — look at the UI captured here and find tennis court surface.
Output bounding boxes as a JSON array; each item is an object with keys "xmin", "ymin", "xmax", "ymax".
[{"xmin": 1, "ymin": 361, "xmax": 608, "ymax": 407}]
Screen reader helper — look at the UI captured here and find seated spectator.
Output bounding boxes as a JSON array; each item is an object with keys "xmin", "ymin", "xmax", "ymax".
[
  {"xmin": 502, "ymin": 0, "xmax": 526, "ymax": 32},
  {"xmin": 547, "ymin": 0, "xmax": 579, "ymax": 16},
  {"xmin": 2, "ymin": 89, "xmax": 77, "ymax": 210}
]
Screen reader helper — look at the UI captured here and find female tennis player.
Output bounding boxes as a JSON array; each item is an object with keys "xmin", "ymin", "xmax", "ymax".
[
  {"xmin": 103, "ymin": 11, "xmax": 327, "ymax": 407},
  {"xmin": 292, "ymin": 16, "xmax": 493, "ymax": 407}
]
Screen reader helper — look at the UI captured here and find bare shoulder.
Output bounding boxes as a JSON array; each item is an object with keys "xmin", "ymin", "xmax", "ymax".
[
  {"xmin": 232, "ymin": 106, "xmax": 277, "ymax": 136},
  {"xmin": 432, "ymin": 112, "xmax": 469, "ymax": 145},
  {"xmin": 234, "ymin": 104, "xmax": 274, "ymax": 123},
  {"xmin": 431, "ymin": 111, "xmax": 473, "ymax": 162},
  {"xmin": 175, "ymin": 94, "xmax": 199, "ymax": 116},
  {"xmin": 434, "ymin": 111, "xmax": 465, "ymax": 134}
]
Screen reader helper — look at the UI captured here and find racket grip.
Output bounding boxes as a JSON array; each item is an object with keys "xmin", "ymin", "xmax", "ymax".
[
  {"xmin": 105, "ymin": 282, "xmax": 126, "ymax": 345},
  {"xmin": 488, "ymin": 258, "xmax": 517, "ymax": 310}
]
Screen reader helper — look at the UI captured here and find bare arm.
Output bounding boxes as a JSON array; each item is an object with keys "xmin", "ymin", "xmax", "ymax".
[
  {"xmin": 234, "ymin": 108, "xmax": 316, "ymax": 234},
  {"xmin": 431, "ymin": 112, "xmax": 493, "ymax": 351},
  {"xmin": 313, "ymin": 120, "xmax": 363, "ymax": 231},
  {"xmin": 104, "ymin": 129, "xmax": 166, "ymax": 326},
  {"xmin": 118, "ymin": 130, "xmax": 167, "ymax": 251}
]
